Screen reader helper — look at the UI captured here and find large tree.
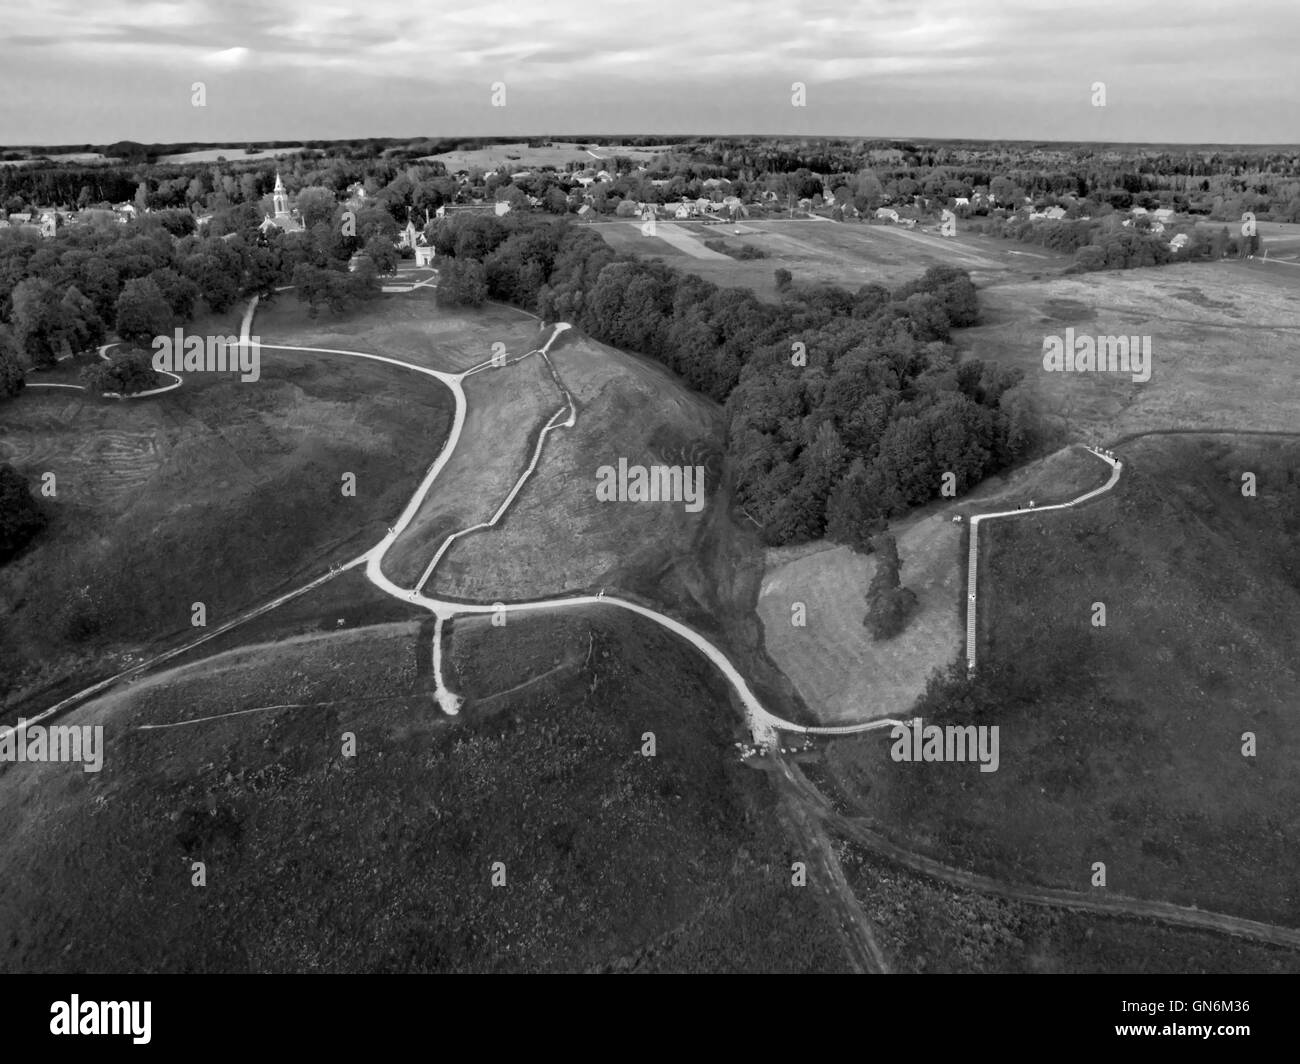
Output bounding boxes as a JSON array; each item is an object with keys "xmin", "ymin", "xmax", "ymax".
[
  {"xmin": 294, "ymin": 186, "xmax": 339, "ymax": 231},
  {"xmin": 825, "ymin": 458, "xmax": 885, "ymax": 552},
  {"xmin": 58, "ymin": 286, "xmax": 106, "ymax": 353},
  {"xmin": 81, "ymin": 350, "xmax": 160, "ymax": 395},
  {"xmin": 435, "ymin": 256, "xmax": 488, "ymax": 307},
  {"xmin": 10, "ymin": 277, "xmax": 66, "ymax": 367},
  {"xmin": 115, "ymin": 276, "xmax": 174, "ymax": 345}
]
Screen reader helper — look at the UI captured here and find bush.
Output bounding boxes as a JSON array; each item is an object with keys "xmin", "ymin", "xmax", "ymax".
[
  {"xmin": 0, "ymin": 462, "xmax": 46, "ymax": 563},
  {"xmin": 864, "ymin": 533, "xmax": 918, "ymax": 640},
  {"xmin": 702, "ymin": 239, "xmax": 768, "ymax": 260}
]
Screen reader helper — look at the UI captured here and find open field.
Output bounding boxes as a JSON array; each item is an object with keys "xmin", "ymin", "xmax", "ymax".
[
  {"xmin": 757, "ymin": 446, "xmax": 1110, "ymax": 725},
  {"xmin": 0, "ymin": 152, "xmax": 120, "ymax": 166},
  {"xmin": 252, "ymin": 290, "xmax": 542, "ymax": 374},
  {"xmin": 596, "ymin": 217, "xmax": 1073, "ymax": 301},
  {"xmin": 758, "ymin": 533, "xmax": 959, "ymax": 726},
  {"xmin": 157, "ymin": 146, "xmax": 309, "ymax": 164},
  {"xmin": 420, "ymin": 141, "xmax": 677, "ymax": 172},
  {"xmin": 642, "ymin": 222, "xmax": 732, "ymax": 259},
  {"xmin": 1193, "ymin": 218, "xmax": 1300, "ymax": 263},
  {"xmin": 956, "ymin": 261, "xmax": 1300, "ymax": 441},
  {"xmin": 0, "ymin": 299, "xmax": 454, "ymax": 714},
  {"xmin": 0, "ymin": 610, "xmax": 850, "ymax": 973},
  {"xmin": 823, "ymin": 435, "xmax": 1300, "ymax": 928},
  {"xmin": 436, "ymin": 332, "xmax": 726, "ymax": 611}
]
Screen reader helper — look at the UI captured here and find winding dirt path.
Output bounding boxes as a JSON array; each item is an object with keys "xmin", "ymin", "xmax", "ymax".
[
  {"xmin": 780, "ymin": 757, "xmax": 1300, "ymax": 951},
  {"xmin": 17, "ymin": 288, "xmax": 1299, "ymax": 966}
]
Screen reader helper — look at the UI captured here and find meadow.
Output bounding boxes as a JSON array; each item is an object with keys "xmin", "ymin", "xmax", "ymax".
[{"xmin": 956, "ymin": 260, "xmax": 1300, "ymax": 439}]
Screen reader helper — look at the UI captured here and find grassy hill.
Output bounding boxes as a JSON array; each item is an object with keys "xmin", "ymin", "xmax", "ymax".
[
  {"xmin": 0, "ymin": 608, "xmax": 849, "ymax": 973},
  {"xmin": 824, "ymin": 434, "xmax": 1300, "ymax": 928},
  {"xmin": 0, "ymin": 303, "xmax": 455, "ymax": 717}
]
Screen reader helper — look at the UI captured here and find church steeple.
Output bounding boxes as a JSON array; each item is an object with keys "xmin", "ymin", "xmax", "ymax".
[{"xmin": 273, "ymin": 173, "xmax": 288, "ymax": 219}]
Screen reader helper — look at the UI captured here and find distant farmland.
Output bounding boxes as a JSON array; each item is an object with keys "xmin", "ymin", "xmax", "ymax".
[
  {"xmin": 421, "ymin": 141, "xmax": 677, "ymax": 171},
  {"xmin": 596, "ymin": 217, "xmax": 1072, "ymax": 300},
  {"xmin": 157, "ymin": 145, "xmax": 309, "ymax": 164}
]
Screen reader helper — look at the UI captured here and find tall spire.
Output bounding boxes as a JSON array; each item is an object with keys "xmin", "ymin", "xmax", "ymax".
[{"xmin": 273, "ymin": 173, "xmax": 288, "ymax": 219}]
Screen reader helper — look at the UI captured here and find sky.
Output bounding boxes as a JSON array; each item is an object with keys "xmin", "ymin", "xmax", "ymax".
[{"xmin": 1, "ymin": 0, "xmax": 1296, "ymax": 146}]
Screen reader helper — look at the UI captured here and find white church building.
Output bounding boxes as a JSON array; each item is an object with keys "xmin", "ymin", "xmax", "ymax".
[{"xmin": 259, "ymin": 173, "xmax": 304, "ymax": 233}]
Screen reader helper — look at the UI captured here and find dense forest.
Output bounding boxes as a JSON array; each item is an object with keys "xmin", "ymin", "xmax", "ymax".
[{"xmin": 429, "ymin": 212, "xmax": 1034, "ymax": 547}]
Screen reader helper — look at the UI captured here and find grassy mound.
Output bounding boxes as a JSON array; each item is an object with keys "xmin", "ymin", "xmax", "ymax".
[
  {"xmin": 0, "ymin": 609, "xmax": 849, "ymax": 973},
  {"xmin": 825, "ymin": 435, "xmax": 1300, "ymax": 927},
  {"xmin": 0, "ymin": 334, "xmax": 454, "ymax": 713}
]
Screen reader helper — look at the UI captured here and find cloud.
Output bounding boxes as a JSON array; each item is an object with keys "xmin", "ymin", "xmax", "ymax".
[
  {"xmin": 204, "ymin": 46, "xmax": 251, "ymax": 68},
  {"xmin": 1, "ymin": 0, "xmax": 1296, "ymax": 143}
]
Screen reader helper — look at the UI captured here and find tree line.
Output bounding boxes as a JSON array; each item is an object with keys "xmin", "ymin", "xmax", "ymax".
[
  {"xmin": 430, "ymin": 212, "xmax": 1037, "ymax": 549},
  {"xmin": 961, "ymin": 213, "xmax": 1260, "ymax": 270}
]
